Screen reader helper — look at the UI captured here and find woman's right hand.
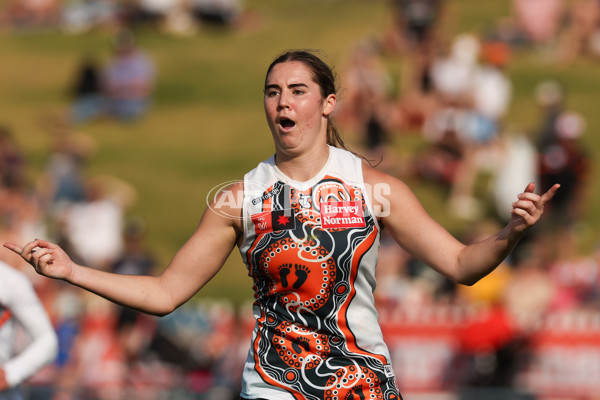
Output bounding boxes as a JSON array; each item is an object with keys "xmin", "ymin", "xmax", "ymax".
[{"xmin": 3, "ymin": 239, "xmax": 75, "ymax": 281}]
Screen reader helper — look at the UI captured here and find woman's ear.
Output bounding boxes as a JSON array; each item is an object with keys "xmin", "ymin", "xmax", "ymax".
[{"xmin": 322, "ymin": 93, "xmax": 336, "ymax": 117}]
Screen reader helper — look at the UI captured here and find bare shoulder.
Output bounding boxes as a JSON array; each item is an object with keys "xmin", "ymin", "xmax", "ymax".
[
  {"xmin": 363, "ymin": 162, "xmax": 389, "ymax": 181},
  {"xmin": 204, "ymin": 180, "xmax": 244, "ymax": 233},
  {"xmin": 361, "ymin": 162, "xmax": 424, "ymax": 220},
  {"xmin": 362, "ymin": 162, "xmax": 415, "ymax": 197}
]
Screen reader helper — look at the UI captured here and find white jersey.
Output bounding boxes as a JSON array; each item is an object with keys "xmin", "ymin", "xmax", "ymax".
[
  {"xmin": 0, "ymin": 262, "xmax": 58, "ymax": 396},
  {"xmin": 238, "ymin": 146, "xmax": 401, "ymax": 400}
]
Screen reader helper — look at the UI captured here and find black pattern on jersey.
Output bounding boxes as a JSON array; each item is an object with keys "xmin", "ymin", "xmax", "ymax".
[{"xmin": 246, "ymin": 177, "xmax": 401, "ymax": 400}]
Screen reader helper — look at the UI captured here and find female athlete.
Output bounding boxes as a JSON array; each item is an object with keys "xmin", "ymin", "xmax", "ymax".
[{"xmin": 4, "ymin": 50, "xmax": 559, "ymax": 400}]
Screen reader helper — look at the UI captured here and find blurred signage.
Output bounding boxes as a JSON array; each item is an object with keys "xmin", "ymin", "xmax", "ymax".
[{"xmin": 379, "ymin": 305, "xmax": 600, "ymax": 397}]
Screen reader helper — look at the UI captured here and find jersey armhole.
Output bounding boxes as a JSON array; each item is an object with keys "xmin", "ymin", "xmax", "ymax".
[{"xmin": 358, "ymin": 161, "xmax": 381, "ymax": 233}]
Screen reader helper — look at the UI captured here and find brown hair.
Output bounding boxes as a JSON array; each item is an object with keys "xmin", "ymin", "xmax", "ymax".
[{"xmin": 265, "ymin": 50, "xmax": 355, "ymax": 155}]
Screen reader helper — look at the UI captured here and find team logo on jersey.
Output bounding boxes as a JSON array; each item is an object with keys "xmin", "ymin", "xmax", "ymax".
[
  {"xmin": 298, "ymin": 194, "xmax": 311, "ymax": 209},
  {"xmin": 251, "ymin": 209, "xmax": 296, "ymax": 234},
  {"xmin": 319, "ymin": 200, "xmax": 365, "ymax": 229},
  {"xmin": 251, "ymin": 184, "xmax": 283, "ymax": 206}
]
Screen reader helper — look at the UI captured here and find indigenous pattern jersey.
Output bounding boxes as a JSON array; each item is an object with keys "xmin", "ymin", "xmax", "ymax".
[{"xmin": 239, "ymin": 146, "xmax": 401, "ymax": 400}]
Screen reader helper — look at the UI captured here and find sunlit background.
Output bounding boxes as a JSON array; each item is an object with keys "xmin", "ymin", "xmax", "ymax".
[{"xmin": 1, "ymin": 0, "xmax": 599, "ymax": 399}]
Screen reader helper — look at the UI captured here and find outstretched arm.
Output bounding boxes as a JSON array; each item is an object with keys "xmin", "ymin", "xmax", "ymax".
[
  {"xmin": 365, "ymin": 167, "xmax": 559, "ymax": 285},
  {"xmin": 3, "ymin": 184, "xmax": 243, "ymax": 316}
]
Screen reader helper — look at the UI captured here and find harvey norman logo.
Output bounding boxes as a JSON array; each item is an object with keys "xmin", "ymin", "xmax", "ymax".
[
  {"xmin": 320, "ymin": 200, "xmax": 365, "ymax": 229},
  {"xmin": 206, "ymin": 180, "xmax": 391, "ymax": 221}
]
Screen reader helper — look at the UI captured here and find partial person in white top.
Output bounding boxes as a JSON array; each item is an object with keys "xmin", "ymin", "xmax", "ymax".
[
  {"xmin": 4, "ymin": 50, "xmax": 559, "ymax": 399},
  {"xmin": 0, "ymin": 261, "xmax": 58, "ymax": 400}
]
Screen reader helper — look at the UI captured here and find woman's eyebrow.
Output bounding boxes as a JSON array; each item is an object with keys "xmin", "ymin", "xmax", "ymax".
[
  {"xmin": 264, "ymin": 82, "xmax": 308, "ymax": 91},
  {"xmin": 288, "ymin": 83, "xmax": 308, "ymax": 89},
  {"xmin": 264, "ymin": 83, "xmax": 281, "ymax": 92}
]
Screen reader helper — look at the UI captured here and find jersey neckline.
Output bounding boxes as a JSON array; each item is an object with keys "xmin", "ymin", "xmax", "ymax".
[{"xmin": 267, "ymin": 145, "xmax": 334, "ymax": 191}]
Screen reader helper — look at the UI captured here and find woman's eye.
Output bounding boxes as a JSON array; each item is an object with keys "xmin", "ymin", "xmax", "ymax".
[
  {"xmin": 266, "ymin": 90, "xmax": 279, "ymax": 97},
  {"xmin": 293, "ymin": 90, "xmax": 304, "ymax": 95}
]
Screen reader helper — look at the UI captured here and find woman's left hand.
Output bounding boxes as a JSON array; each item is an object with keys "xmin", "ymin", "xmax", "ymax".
[{"xmin": 510, "ymin": 182, "xmax": 560, "ymax": 234}]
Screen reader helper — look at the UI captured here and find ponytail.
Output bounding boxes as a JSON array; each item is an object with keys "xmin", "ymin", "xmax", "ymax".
[{"xmin": 326, "ymin": 119, "xmax": 379, "ymax": 167}]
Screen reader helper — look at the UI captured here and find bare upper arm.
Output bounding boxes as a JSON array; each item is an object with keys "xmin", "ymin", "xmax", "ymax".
[
  {"xmin": 157, "ymin": 181, "xmax": 244, "ymax": 309},
  {"xmin": 363, "ymin": 165, "xmax": 465, "ymax": 279}
]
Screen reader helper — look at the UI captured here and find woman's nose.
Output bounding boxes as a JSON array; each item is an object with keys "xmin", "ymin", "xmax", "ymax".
[{"xmin": 277, "ymin": 91, "xmax": 290, "ymax": 109}]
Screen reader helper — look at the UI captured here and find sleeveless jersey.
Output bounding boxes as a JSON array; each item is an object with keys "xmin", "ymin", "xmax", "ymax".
[{"xmin": 238, "ymin": 146, "xmax": 401, "ymax": 400}]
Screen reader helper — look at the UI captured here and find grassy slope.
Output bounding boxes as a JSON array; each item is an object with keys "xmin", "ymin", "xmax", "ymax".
[{"xmin": 1, "ymin": 0, "xmax": 598, "ymax": 304}]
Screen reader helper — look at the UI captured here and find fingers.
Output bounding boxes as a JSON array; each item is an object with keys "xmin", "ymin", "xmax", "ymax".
[
  {"xmin": 513, "ymin": 198, "xmax": 538, "ymax": 214},
  {"xmin": 514, "ymin": 188, "xmax": 543, "ymax": 211},
  {"xmin": 31, "ymin": 248, "xmax": 53, "ymax": 262},
  {"xmin": 520, "ymin": 182, "xmax": 560, "ymax": 196},
  {"xmin": 22, "ymin": 240, "xmax": 42, "ymax": 258},
  {"xmin": 510, "ymin": 182, "xmax": 560, "ymax": 231},
  {"xmin": 512, "ymin": 184, "xmax": 542, "ymax": 222},
  {"xmin": 4, "ymin": 239, "xmax": 71, "ymax": 280},
  {"xmin": 517, "ymin": 183, "xmax": 561, "ymax": 206},
  {"xmin": 27, "ymin": 248, "xmax": 54, "ymax": 272},
  {"xmin": 523, "ymin": 182, "xmax": 536, "ymax": 194},
  {"xmin": 516, "ymin": 183, "xmax": 540, "ymax": 211},
  {"xmin": 3, "ymin": 239, "xmax": 53, "ymax": 263},
  {"xmin": 510, "ymin": 207, "xmax": 535, "ymax": 224},
  {"xmin": 541, "ymin": 183, "xmax": 561, "ymax": 204},
  {"xmin": 3, "ymin": 242, "xmax": 23, "ymax": 254}
]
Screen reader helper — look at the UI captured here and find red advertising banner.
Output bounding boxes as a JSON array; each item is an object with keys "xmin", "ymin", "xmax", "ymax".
[
  {"xmin": 379, "ymin": 306, "xmax": 600, "ymax": 398},
  {"xmin": 518, "ymin": 311, "xmax": 600, "ymax": 399},
  {"xmin": 379, "ymin": 305, "xmax": 469, "ymax": 392}
]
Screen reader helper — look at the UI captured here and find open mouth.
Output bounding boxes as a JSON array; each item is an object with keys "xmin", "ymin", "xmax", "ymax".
[{"xmin": 278, "ymin": 117, "xmax": 296, "ymax": 130}]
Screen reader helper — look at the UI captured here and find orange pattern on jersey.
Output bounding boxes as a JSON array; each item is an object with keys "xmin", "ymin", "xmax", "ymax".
[{"xmin": 246, "ymin": 176, "xmax": 400, "ymax": 399}]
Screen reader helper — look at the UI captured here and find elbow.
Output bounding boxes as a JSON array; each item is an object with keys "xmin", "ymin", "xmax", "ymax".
[
  {"xmin": 451, "ymin": 268, "xmax": 483, "ymax": 286},
  {"xmin": 150, "ymin": 307, "xmax": 175, "ymax": 318},
  {"xmin": 451, "ymin": 251, "xmax": 490, "ymax": 287},
  {"xmin": 454, "ymin": 269, "xmax": 489, "ymax": 286},
  {"xmin": 147, "ymin": 294, "xmax": 179, "ymax": 317},
  {"xmin": 143, "ymin": 301, "xmax": 177, "ymax": 317},
  {"xmin": 146, "ymin": 277, "xmax": 181, "ymax": 317},
  {"xmin": 457, "ymin": 276, "xmax": 480, "ymax": 287}
]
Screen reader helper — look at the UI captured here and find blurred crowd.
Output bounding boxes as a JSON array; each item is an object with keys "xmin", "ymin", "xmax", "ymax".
[
  {"xmin": 1, "ymin": 0, "xmax": 600, "ymax": 399},
  {"xmin": 0, "ymin": 0, "xmax": 247, "ymax": 35},
  {"xmin": 345, "ymin": 0, "xmax": 599, "ymax": 398}
]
